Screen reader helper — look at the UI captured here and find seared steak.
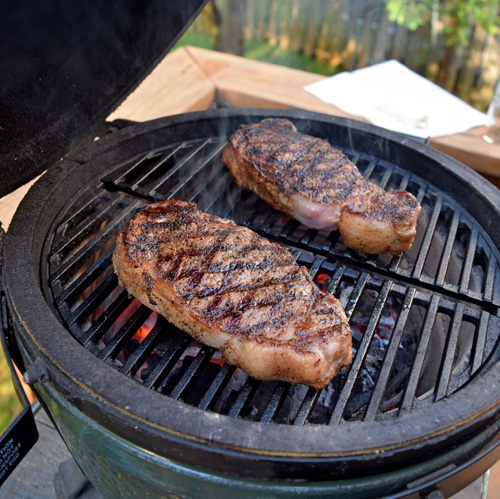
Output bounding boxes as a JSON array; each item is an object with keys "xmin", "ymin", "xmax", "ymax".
[
  {"xmin": 223, "ymin": 118, "xmax": 421, "ymax": 255},
  {"xmin": 113, "ymin": 200, "xmax": 352, "ymax": 389}
]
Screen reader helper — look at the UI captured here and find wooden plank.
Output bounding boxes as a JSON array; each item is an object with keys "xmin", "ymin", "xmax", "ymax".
[
  {"xmin": 0, "ymin": 177, "xmax": 39, "ymax": 230},
  {"xmin": 186, "ymin": 46, "xmax": 355, "ymax": 117},
  {"xmin": 107, "ymin": 47, "xmax": 215, "ymax": 123},
  {"xmin": 429, "ymin": 128, "xmax": 500, "ymax": 179}
]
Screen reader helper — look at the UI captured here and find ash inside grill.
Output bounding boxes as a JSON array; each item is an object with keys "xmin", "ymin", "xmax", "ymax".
[{"xmin": 46, "ymin": 113, "xmax": 500, "ymax": 429}]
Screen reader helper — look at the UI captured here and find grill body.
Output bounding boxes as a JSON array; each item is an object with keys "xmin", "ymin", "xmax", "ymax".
[{"xmin": 4, "ymin": 108, "xmax": 500, "ymax": 498}]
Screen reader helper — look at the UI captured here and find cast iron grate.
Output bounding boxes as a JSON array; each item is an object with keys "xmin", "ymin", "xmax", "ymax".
[{"xmin": 47, "ymin": 133, "xmax": 500, "ymax": 426}]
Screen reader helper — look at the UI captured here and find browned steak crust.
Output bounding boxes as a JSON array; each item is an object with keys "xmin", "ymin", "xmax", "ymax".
[
  {"xmin": 223, "ymin": 118, "xmax": 421, "ymax": 254},
  {"xmin": 113, "ymin": 200, "xmax": 352, "ymax": 389}
]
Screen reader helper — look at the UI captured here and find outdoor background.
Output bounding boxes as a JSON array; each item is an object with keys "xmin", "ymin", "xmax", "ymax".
[{"xmin": 176, "ymin": 0, "xmax": 500, "ymax": 112}]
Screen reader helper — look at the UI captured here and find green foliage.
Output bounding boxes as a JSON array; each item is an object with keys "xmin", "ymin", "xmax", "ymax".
[
  {"xmin": 243, "ymin": 40, "xmax": 339, "ymax": 76},
  {"xmin": 384, "ymin": 0, "xmax": 500, "ymax": 45},
  {"xmin": 0, "ymin": 348, "xmax": 23, "ymax": 434},
  {"xmin": 173, "ymin": 31, "xmax": 214, "ymax": 51},
  {"xmin": 385, "ymin": 0, "xmax": 434, "ymax": 30}
]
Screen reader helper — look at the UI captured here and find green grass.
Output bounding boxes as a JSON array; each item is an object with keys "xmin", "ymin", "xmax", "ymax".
[
  {"xmin": 174, "ymin": 30, "xmax": 338, "ymax": 77},
  {"xmin": 243, "ymin": 39, "xmax": 338, "ymax": 76},
  {"xmin": 173, "ymin": 31, "xmax": 214, "ymax": 51},
  {"xmin": 0, "ymin": 348, "xmax": 23, "ymax": 434}
]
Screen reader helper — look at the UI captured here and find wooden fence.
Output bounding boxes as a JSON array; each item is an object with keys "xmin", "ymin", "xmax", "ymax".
[{"xmin": 192, "ymin": 0, "xmax": 500, "ymax": 111}]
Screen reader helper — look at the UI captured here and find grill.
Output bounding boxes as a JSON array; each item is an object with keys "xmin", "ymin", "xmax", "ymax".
[{"xmin": 4, "ymin": 108, "xmax": 500, "ymax": 497}]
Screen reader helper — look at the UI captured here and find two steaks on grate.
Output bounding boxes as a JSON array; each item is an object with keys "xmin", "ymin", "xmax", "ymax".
[{"xmin": 113, "ymin": 118, "xmax": 421, "ymax": 387}]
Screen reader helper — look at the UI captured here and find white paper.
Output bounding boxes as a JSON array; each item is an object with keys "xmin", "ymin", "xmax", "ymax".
[{"xmin": 304, "ymin": 60, "xmax": 489, "ymax": 138}]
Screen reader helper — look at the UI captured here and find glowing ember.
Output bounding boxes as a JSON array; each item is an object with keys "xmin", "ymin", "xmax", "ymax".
[
  {"xmin": 316, "ymin": 273, "xmax": 331, "ymax": 292},
  {"xmin": 134, "ymin": 312, "xmax": 158, "ymax": 342}
]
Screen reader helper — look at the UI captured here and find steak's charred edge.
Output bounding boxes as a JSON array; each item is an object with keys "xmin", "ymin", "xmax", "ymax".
[
  {"xmin": 112, "ymin": 201, "xmax": 352, "ymax": 389},
  {"xmin": 226, "ymin": 118, "xmax": 366, "ymax": 203},
  {"xmin": 223, "ymin": 138, "xmax": 296, "ymax": 220}
]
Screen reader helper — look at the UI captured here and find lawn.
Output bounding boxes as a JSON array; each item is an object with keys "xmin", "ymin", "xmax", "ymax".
[
  {"xmin": 0, "ymin": 347, "xmax": 23, "ymax": 434},
  {"xmin": 174, "ymin": 31, "xmax": 338, "ymax": 76}
]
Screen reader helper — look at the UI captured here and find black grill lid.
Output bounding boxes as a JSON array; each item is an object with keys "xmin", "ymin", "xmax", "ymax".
[{"xmin": 0, "ymin": 0, "xmax": 208, "ymax": 198}]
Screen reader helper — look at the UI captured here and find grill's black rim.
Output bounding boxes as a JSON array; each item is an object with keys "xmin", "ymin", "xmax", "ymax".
[{"xmin": 4, "ymin": 108, "xmax": 500, "ymax": 481}]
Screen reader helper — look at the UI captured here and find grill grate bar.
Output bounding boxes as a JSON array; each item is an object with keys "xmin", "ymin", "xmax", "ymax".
[
  {"xmin": 65, "ymin": 273, "xmax": 118, "ymax": 327},
  {"xmin": 435, "ymin": 303, "xmax": 465, "ymax": 401},
  {"xmin": 435, "ymin": 211, "xmax": 460, "ymax": 287},
  {"xmin": 359, "ymin": 159, "xmax": 376, "ymax": 178},
  {"xmin": 484, "ymin": 256, "xmax": 497, "ymax": 303},
  {"xmin": 51, "ymin": 195, "xmax": 122, "ymax": 262},
  {"xmin": 471, "ymin": 312, "xmax": 490, "ymax": 374},
  {"xmin": 396, "ymin": 173, "xmax": 411, "ymax": 191},
  {"xmin": 124, "ymin": 148, "xmax": 183, "ymax": 190},
  {"xmin": 141, "ymin": 334, "xmax": 192, "ymax": 390},
  {"xmin": 50, "ymin": 199, "xmax": 142, "ymax": 283},
  {"xmin": 52, "ymin": 191, "xmax": 106, "ymax": 254},
  {"xmin": 293, "ymin": 387, "xmax": 320, "ymax": 425},
  {"xmin": 204, "ymin": 175, "xmax": 243, "ymax": 218},
  {"xmin": 195, "ymin": 169, "xmax": 235, "ymax": 213},
  {"xmin": 107, "ymin": 150, "xmax": 157, "ymax": 187},
  {"xmin": 412, "ymin": 196, "xmax": 443, "ymax": 280},
  {"xmin": 142, "ymin": 142, "xmax": 208, "ymax": 194},
  {"xmin": 81, "ymin": 290, "xmax": 134, "ymax": 346},
  {"xmin": 186, "ymin": 163, "xmax": 229, "ymax": 204},
  {"xmin": 327, "ymin": 265, "xmax": 347, "ymax": 295},
  {"xmin": 308, "ymin": 257, "xmax": 324, "ymax": 280},
  {"xmin": 120, "ymin": 319, "xmax": 165, "ymax": 377},
  {"xmin": 459, "ymin": 226, "xmax": 479, "ymax": 295},
  {"xmin": 198, "ymin": 363, "xmax": 236, "ymax": 411},
  {"xmin": 155, "ymin": 140, "xmax": 224, "ymax": 198},
  {"xmin": 377, "ymin": 167, "xmax": 393, "ymax": 189},
  {"xmin": 400, "ymin": 294, "xmax": 440, "ymax": 412},
  {"xmin": 54, "ymin": 245, "xmax": 114, "ymax": 305},
  {"xmin": 343, "ymin": 272, "xmax": 370, "ymax": 321},
  {"xmin": 329, "ymin": 279, "xmax": 393, "ymax": 424},
  {"xmin": 228, "ymin": 377, "xmax": 260, "ymax": 418},
  {"xmin": 364, "ymin": 288, "xmax": 416, "ymax": 421},
  {"xmin": 167, "ymin": 346, "xmax": 216, "ymax": 400},
  {"xmin": 260, "ymin": 382, "xmax": 289, "ymax": 423},
  {"xmin": 97, "ymin": 306, "xmax": 153, "ymax": 362}
]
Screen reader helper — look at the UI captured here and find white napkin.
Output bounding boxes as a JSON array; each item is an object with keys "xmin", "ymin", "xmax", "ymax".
[{"xmin": 304, "ymin": 60, "xmax": 489, "ymax": 138}]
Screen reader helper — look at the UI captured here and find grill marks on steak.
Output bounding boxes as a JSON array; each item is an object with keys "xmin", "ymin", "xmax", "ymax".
[
  {"xmin": 113, "ymin": 200, "xmax": 352, "ymax": 389},
  {"xmin": 223, "ymin": 118, "xmax": 421, "ymax": 255}
]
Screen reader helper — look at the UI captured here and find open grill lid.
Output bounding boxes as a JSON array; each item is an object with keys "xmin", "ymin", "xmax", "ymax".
[
  {"xmin": 0, "ymin": 0, "xmax": 208, "ymax": 198},
  {"xmin": 4, "ymin": 108, "xmax": 500, "ymax": 485}
]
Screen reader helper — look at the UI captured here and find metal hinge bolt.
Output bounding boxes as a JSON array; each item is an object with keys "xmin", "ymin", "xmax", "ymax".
[{"xmin": 23, "ymin": 361, "xmax": 50, "ymax": 385}]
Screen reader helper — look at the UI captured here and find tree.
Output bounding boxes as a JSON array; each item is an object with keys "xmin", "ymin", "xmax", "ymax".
[
  {"xmin": 384, "ymin": 0, "xmax": 499, "ymax": 84},
  {"xmin": 215, "ymin": 0, "xmax": 248, "ymax": 56}
]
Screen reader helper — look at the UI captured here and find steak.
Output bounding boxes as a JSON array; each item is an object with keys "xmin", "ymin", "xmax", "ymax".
[
  {"xmin": 113, "ymin": 200, "xmax": 352, "ymax": 390},
  {"xmin": 223, "ymin": 118, "xmax": 421, "ymax": 255}
]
